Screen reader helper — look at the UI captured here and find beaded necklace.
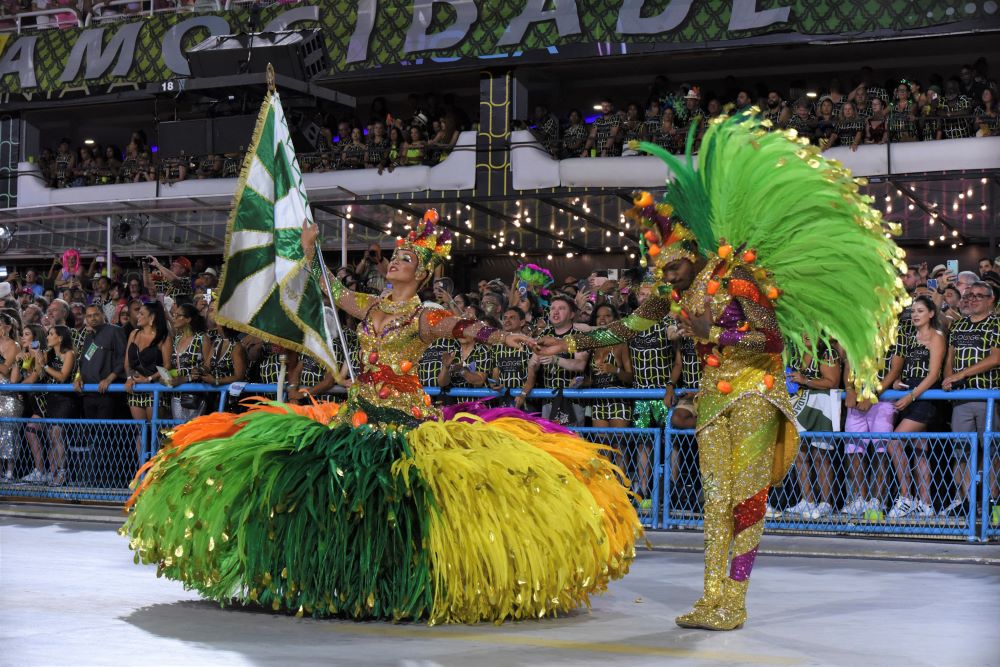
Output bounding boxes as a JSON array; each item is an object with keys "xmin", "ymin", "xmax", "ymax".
[{"xmin": 376, "ymin": 294, "xmax": 421, "ymax": 315}]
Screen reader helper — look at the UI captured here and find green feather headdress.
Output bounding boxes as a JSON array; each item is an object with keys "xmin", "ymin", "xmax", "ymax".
[{"xmin": 633, "ymin": 111, "xmax": 910, "ymax": 398}]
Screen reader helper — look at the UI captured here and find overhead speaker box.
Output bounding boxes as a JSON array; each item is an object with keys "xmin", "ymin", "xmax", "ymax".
[{"xmin": 185, "ymin": 30, "xmax": 329, "ymax": 81}]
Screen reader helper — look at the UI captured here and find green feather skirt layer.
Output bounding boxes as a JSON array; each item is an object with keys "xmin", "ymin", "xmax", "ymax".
[
  {"xmin": 123, "ymin": 412, "xmax": 434, "ymax": 620},
  {"xmin": 122, "ymin": 407, "xmax": 642, "ymax": 624}
]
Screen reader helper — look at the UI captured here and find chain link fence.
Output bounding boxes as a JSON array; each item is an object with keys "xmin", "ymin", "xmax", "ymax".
[
  {"xmin": 572, "ymin": 427, "xmax": 661, "ymax": 529},
  {"xmin": 2, "ymin": 385, "xmax": 998, "ymax": 541}
]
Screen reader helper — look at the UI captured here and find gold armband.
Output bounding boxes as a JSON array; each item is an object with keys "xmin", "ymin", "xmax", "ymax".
[{"xmin": 565, "ymin": 335, "xmax": 578, "ymax": 355}]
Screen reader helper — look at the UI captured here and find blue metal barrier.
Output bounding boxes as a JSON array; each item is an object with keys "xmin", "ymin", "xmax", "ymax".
[{"xmin": 0, "ymin": 383, "xmax": 997, "ymax": 541}]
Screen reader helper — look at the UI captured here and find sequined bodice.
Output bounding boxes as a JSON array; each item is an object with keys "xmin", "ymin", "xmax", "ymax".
[{"xmin": 350, "ymin": 300, "xmax": 437, "ymax": 422}]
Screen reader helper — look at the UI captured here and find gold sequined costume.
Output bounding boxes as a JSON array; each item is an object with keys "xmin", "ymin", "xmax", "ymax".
[
  {"xmin": 566, "ymin": 109, "xmax": 907, "ymax": 630},
  {"xmin": 569, "ymin": 256, "xmax": 798, "ymax": 630}
]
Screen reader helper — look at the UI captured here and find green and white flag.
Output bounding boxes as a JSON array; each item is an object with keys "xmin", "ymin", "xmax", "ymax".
[{"xmin": 214, "ymin": 85, "xmax": 338, "ymax": 373}]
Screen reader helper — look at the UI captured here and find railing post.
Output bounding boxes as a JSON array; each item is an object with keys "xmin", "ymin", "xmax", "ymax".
[
  {"xmin": 968, "ymin": 432, "xmax": 978, "ymax": 543},
  {"xmin": 150, "ymin": 386, "xmax": 160, "ymax": 456},
  {"xmin": 661, "ymin": 415, "xmax": 673, "ymax": 530},
  {"xmin": 982, "ymin": 398, "xmax": 994, "ymax": 542},
  {"xmin": 651, "ymin": 428, "xmax": 661, "ymax": 530}
]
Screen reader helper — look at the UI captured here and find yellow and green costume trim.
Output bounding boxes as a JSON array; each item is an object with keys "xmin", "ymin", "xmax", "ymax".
[{"xmin": 122, "ymin": 401, "xmax": 641, "ymax": 624}]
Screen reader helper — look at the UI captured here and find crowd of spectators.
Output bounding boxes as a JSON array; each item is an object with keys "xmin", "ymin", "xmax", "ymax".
[
  {"xmin": 1, "ymin": 246, "xmax": 999, "ymax": 525},
  {"xmin": 528, "ymin": 60, "xmax": 999, "ymax": 158},
  {"xmin": 336, "ymin": 252, "xmax": 1000, "ymax": 522},
  {"xmin": 34, "ymin": 94, "xmax": 472, "ymax": 189}
]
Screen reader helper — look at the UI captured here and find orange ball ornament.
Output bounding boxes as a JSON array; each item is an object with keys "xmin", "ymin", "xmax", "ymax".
[
  {"xmin": 742, "ymin": 249, "xmax": 757, "ymax": 263},
  {"xmin": 423, "ymin": 393, "xmax": 432, "ymax": 406},
  {"xmin": 399, "ymin": 360, "xmax": 414, "ymax": 374},
  {"xmin": 716, "ymin": 381, "xmax": 733, "ymax": 394},
  {"xmin": 705, "ymin": 354, "xmax": 721, "ymax": 368},
  {"xmin": 351, "ymin": 410, "xmax": 368, "ymax": 428},
  {"xmin": 647, "ymin": 244, "xmax": 661, "ymax": 257},
  {"xmin": 763, "ymin": 374, "xmax": 775, "ymax": 390},
  {"xmin": 717, "ymin": 244, "xmax": 733, "ymax": 259},
  {"xmin": 706, "ymin": 279, "xmax": 721, "ymax": 295},
  {"xmin": 766, "ymin": 286, "xmax": 781, "ymax": 300},
  {"xmin": 395, "ymin": 238, "xmax": 405, "ymax": 247},
  {"xmin": 634, "ymin": 191, "xmax": 654, "ymax": 208},
  {"xmin": 737, "ymin": 321, "xmax": 750, "ymax": 332},
  {"xmin": 644, "ymin": 230, "xmax": 658, "ymax": 243},
  {"xmin": 423, "ymin": 209, "xmax": 439, "ymax": 224}
]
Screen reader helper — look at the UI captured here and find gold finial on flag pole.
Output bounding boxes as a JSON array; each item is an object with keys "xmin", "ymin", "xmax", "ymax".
[{"xmin": 266, "ymin": 62, "xmax": 276, "ymax": 93}]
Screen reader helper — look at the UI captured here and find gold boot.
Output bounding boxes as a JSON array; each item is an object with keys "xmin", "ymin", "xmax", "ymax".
[
  {"xmin": 674, "ymin": 598, "xmax": 716, "ymax": 629},
  {"xmin": 697, "ymin": 578, "xmax": 749, "ymax": 631}
]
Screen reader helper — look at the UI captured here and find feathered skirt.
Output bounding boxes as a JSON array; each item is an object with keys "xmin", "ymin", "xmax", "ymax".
[{"xmin": 121, "ymin": 400, "xmax": 642, "ymax": 624}]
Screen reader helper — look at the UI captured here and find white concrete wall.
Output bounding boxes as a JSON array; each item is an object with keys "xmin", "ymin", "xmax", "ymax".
[{"xmin": 13, "ymin": 131, "xmax": 478, "ymax": 210}]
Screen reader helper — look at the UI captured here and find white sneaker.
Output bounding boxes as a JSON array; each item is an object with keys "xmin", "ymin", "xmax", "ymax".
[
  {"xmin": 938, "ymin": 497, "xmax": 964, "ymax": 517},
  {"xmin": 913, "ymin": 500, "xmax": 935, "ymax": 517},
  {"xmin": 20, "ymin": 469, "xmax": 44, "ymax": 484},
  {"xmin": 809, "ymin": 502, "xmax": 833, "ymax": 519},
  {"xmin": 887, "ymin": 496, "xmax": 914, "ymax": 518},
  {"xmin": 842, "ymin": 497, "xmax": 868, "ymax": 516},
  {"xmin": 786, "ymin": 499, "xmax": 814, "ymax": 516}
]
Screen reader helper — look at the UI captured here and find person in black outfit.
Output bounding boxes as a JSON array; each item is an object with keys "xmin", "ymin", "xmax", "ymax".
[
  {"xmin": 73, "ymin": 305, "xmax": 127, "ymax": 409},
  {"xmin": 73, "ymin": 305, "xmax": 128, "ymax": 486},
  {"xmin": 34, "ymin": 326, "xmax": 78, "ymax": 486}
]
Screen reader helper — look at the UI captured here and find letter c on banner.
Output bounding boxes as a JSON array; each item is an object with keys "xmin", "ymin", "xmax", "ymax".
[{"xmin": 162, "ymin": 15, "xmax": 231, "ymax": 76}]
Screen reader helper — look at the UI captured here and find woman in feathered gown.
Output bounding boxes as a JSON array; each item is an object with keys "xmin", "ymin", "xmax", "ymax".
[{"xmin": 122, "ymin": 211, "xmax": 641, "ymax": 624}]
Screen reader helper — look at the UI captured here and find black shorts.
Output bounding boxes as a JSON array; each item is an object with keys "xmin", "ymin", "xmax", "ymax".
[{"xmin": 897, "ymin": 399, "xmax": 936, "ymax": 425}]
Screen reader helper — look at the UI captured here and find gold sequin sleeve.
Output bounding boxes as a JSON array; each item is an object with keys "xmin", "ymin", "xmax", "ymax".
[
  {"xmin": 328, "ymin": 276, "xmax": 375, "ymax": 320},
  {"xmin": 566, "ymin": 293, "xmax": 673, "ymax": 352}
]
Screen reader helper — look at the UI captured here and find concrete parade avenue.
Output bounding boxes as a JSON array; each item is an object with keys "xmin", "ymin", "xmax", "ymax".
[{"xmin": 1, "ymin": 516, "xmax": 997, "ymax": 667}]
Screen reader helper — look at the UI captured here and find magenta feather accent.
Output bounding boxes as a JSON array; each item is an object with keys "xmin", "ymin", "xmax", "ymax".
[{"xmin": 442, "ymin": 400, "xmax": 576, "ymax": 435}]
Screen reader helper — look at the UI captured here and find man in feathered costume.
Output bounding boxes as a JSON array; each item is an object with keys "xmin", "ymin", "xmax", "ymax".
[{"xmin": 538, "ymin": 111, "xmax": 909, "ymax": 630}]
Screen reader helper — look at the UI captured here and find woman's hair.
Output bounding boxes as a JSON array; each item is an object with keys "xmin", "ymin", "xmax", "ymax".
[
  {"xmin": 0, "ymin": 309, "xmax": 20, "ymax": 335},
  {"xmin": 839, "ymin": 101, "xmax": 856, "ymax": 121},
  {"xmin": 176, "ymin": 303, "xmax": 207, "ymax": 333},
  {"xmin": 911, "ymin": 294, "xmax": 943, "ymax": 332},
  {"xmin": 47, "ymin": 325, "xmax": 74, "ymax": 358},
  {"xmin": 24, "ymin": 324, "xmax": 46, "ymax": 349},
  {"xmin": 590, "ymin": 302, "xmax": 619, "ymax": 327},
  {"xmin": 143, "ymin": 301, "xmax": 171, "ymax": 346}
]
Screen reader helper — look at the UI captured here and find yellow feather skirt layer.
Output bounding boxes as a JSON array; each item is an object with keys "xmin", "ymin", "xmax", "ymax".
[
  {"xmin": 402, "ymin": 418, "xmax": 641, "ymax": 624},
  {"xmin": 480, "ymin": 416, "xmax": 642, "ymax": 573}
]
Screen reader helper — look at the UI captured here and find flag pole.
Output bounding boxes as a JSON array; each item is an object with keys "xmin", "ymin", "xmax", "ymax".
[{"xmin": 311, "ymin": 228, "xmax": 356, "ymax": 382}]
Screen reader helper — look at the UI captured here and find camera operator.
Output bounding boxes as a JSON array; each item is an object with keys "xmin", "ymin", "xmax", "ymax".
[{"xmin": 355, "ymin": 243, "xmax": 388, "ymax": 295}]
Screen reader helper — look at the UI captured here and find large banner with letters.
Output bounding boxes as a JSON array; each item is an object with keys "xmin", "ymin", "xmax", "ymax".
[{"xmin": 1, "ymin": 0, "xmax": 996, "ymax": 95}]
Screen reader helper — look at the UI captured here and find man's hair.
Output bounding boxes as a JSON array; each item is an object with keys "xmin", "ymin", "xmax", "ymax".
[
  {"xmin": 979, "ymin": 257, "xmax": 993, "ymax": 265},
  {"xmin": 957, "ymin": 270, "xmax": 980, "ymax": 284},
  {"xmin": 50, "ymin": 298, "xmax": 70, "ymax": 315},
  {"xmin": 971, "ymin": 280, "xmax": 998, "ymax": 302},
  {"xmin": 504, "ymin": 306, "xmax": 524, "ymax": 320},
  {"xmin": 549, "ymin": 294, "xmax": 578, "ymax": 313}
]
